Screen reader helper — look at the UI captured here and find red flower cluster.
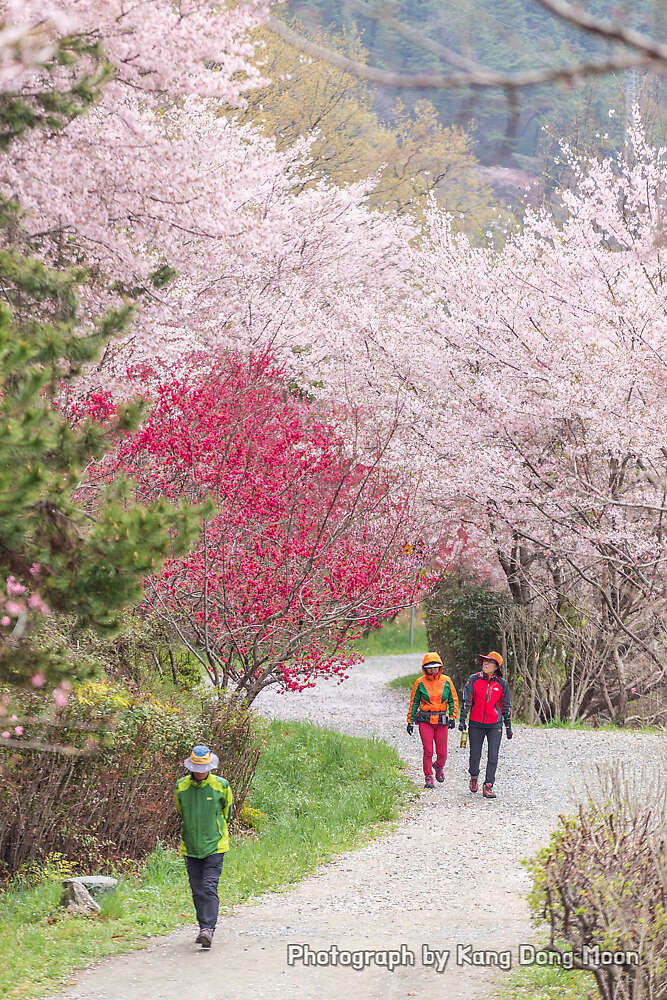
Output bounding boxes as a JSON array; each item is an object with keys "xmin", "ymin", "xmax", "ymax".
[{"xmin": 100, "ymin": 352, "xmax": 429, "ymax": 700}]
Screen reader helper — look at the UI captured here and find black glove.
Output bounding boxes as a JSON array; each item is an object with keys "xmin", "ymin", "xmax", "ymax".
[
  {"xmin": 447, "ymin": 718, "xmax": 455, "ymax": 730},
  {"xmin": 505, "ymin": 725, "xmax": 513, "ymax": 740},
  {"xmin": 406, "ymin": 723, "xmax": 414, "ymax": 736},
  {"xmin": 458, "ymin": 721, "xmax": 466, "ymax": 732}
]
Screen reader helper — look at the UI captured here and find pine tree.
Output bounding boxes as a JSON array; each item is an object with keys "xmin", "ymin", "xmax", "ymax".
[{"xmin": 0, "ymin": 33, "xmax": 203, "ymax": 689}]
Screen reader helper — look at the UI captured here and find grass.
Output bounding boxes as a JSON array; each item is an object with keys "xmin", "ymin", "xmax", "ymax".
[
  {"xmin": 387, "ymin": 671, "xmax": 421, "ymax": 691},
  {"xmin": 534, "ymin": 718, "xmax": 662, "ymax": 734},
  {"xmin": 497, "ymin": 951, "xmax": 596, "ymax": 999},
  {"xmin": 351, "ymin": 616, "xmax": 427, "ymax": 656},
  {"xmin": 0, "ymin": 720, "xmax": 416, "ymax": 1000}
]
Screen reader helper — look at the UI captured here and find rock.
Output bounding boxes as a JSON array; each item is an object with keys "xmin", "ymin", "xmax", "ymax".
[
  {"xmin": 61, "ymin": 879, "xmax": 101, "ymax": 915},
  {"xmin": 62, "ymin": 875, "xmax": 118, "ymax": 898}
]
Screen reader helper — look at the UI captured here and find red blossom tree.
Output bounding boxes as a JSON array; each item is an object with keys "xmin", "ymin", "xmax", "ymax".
[{"xmin": 90, "ymin": 353, "xmax": 433, "ymax": 701}]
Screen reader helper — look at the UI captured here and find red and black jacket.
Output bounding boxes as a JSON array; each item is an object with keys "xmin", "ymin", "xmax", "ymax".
[{"xmin": 460, "ymin": 671, "xmax": 511, "ymax": 727}]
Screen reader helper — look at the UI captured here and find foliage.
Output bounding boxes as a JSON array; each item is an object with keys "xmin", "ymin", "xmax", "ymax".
[
  {"xmin": 94, "ymin": 352, "xmax": 431, "ymax": 703},
  {"xmin": 0, "ymin": 720, "xmax": 415, "ymax": 1000},
  {"xmin": 0, "ymin": 226, "xmax": 206, "ymax": 691},
  {"xmin": 424, "ymin": 575, "xmax": 509, "ymax": 691},
  {"xmin": 13, "ymin": 852, "xmax": 75, "ymax": 888},
  {"xmin": 0, "ymin": 682, "xmax": 260, "ymax": 875},
  {"xmin": 0, "ymin": 2, "xmax": 229, "ymax": 691},
  {"xmin": 236, "ymin": 21, "xmax": 498, "ymax": 231},
  {"xmin": 526, "ymin": 759, "xmax": 667, "ymax": 1000},
  {"xmin": 237, "ymin": 802, "xmax": 266, "ymax": 831},
  {"xmin": 0, "ymin": 14, "xmax": 113, "ymax": 149},
  {"xmin": 286, "ymin": 0, "xmax": 666, "ymax": 172}
]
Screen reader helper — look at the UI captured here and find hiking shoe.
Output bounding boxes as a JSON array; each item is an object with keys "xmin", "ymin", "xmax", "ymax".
[
  {"xmin": 197, "ymin": 928, "xmax": 214, "ymax": 948},
  {"xmin": 469, "ymin": 776, "xmax": 478, "ymax": 793},
  {"xmin": 435, "ymin": 767, "xmax": 445, "ymax": 783},
  {"xmin": 483, "ymin": 782, "xmax": 496, "ymax": 799},
  {"xmin": 424, "ymin": 775, "xmax": 435, "ymax": 789}
]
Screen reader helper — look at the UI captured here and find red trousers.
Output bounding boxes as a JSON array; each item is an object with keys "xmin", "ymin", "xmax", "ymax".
[{"xmin": 418, "ymin": 722, "xmax": 448, "ymax": 777}]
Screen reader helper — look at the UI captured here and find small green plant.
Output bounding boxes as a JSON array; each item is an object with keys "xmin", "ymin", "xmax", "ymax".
[
  {"xmin": 98, "ymin": 890, "xmax": 124, "ymax": 921},
  {"xmin": 141, "ymin": 840, "xmax": 184, "ymax": 886},
  {"xmin": 14, "ymin": 852, "xmax": 75, "ymax": 887},
  {"xmin": 238, "ymin": 803, "xmax": 266, "ymax": 831}
]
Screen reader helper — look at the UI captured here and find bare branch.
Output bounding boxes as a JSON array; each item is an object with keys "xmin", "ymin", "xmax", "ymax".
[
  {"xmin": 267, "ymin": 13, "xmax": 664, "ymax": 93},
  {"xmin": 534, "ymin": 0, "xmax": 667, "ymax": 65}
]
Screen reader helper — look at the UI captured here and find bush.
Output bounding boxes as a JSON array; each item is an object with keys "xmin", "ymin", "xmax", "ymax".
[
  {"xmin": 424, "ymin": 576, "xmax": 509, "ymax": 691},
  {"xmin": 0, "ymin": 682, "xmax": 260, "ymax": 876},
  {"xmin": 527, "ymin": 760, "xmax": 667, "ymax": 1000}
]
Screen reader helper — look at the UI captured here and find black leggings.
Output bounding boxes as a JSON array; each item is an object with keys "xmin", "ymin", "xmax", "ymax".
[{"xmin": 468, "ymin": 722, "xmax": 502, "ymax": 785}]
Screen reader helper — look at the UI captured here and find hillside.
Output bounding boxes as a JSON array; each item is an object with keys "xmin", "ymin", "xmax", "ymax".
[{"xmin": 284, "ymin": 0, "xmax": 666, "ymax": 178}]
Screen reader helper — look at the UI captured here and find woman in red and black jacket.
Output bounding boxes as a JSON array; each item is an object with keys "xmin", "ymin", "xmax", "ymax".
[{"xmin": 459, "ymin": 651, "xmax": 513, "ymax": 799}]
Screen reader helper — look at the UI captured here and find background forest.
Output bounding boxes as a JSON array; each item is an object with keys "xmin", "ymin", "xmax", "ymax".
[{"xmin": 283, "ymin": 0, "xmax": 666, "ymax": 198}]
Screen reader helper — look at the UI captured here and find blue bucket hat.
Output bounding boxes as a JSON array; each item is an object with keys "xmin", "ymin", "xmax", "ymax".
[{"xmin": 184, "ymin": 744, "xmax": 219, "ymax": 773}]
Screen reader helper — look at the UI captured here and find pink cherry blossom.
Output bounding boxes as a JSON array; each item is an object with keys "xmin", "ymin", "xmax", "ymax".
[
  {"xmin": 4, "ymin": 600, "xmax": 24, "ymax": 617},
  {"xmin": 28, "ymin": 593, "xmax": 50, "ymax": 615}
]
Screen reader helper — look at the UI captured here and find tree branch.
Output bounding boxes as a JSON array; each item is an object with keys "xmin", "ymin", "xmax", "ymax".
[{"xmin": 267, "ymin": 13, "xmax": 664, "ymax": 93}]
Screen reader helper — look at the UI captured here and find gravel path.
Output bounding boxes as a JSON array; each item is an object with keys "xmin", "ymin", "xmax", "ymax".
[{"xmin": 44, "ymin": 654, "xmax": 663, "ymax": 1000}]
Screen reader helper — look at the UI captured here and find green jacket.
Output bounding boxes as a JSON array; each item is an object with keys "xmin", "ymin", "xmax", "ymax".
[{"xmin": 174, "ymin": 773, "xmax": 234, "ymax": 858}]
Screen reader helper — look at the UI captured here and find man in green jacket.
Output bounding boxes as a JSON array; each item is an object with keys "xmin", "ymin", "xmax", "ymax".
[{"xmin": 175, "ymin": 745, "xmax": 234, "ymax": 949}]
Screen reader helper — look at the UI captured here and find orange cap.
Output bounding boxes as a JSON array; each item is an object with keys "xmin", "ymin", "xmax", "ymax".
[{"xmin": 478, "ymin": 650, "xmax": 503, "ymax": 669}]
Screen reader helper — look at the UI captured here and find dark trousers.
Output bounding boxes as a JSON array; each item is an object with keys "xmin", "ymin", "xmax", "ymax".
[
  {"xmin": 468, "ymin": 722, "xmax": 502, "ymax": 785},
  {"xmin": 184, "ymin": 853, "xmax": 225, "ymax": 929}
]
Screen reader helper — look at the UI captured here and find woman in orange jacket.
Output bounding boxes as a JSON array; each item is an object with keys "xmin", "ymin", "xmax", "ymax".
[{"xmin": 406, "ymin": 652, "xmax": 459, "ymax": 789}]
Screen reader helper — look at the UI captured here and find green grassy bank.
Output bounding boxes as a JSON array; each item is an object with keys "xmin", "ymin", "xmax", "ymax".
[
  {"xmin": 352, "ymin": 616, "xmax": 427, "ymax": 657},
  {"xmin": 1, "ymin": 720, "xmax": 416, "ymax": 1000},
  {"xmin": 498, "ymin": 961, "xmax": 595, "ymax": 1000}
]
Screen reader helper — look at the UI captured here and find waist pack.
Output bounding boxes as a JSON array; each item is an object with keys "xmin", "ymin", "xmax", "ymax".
[{"xmin": 415, "ymin": 710, "xmax": 449, "ymax": 726}]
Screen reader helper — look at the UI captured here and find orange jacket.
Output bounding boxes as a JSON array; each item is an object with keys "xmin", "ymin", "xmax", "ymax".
[{"xmin": 407, "ymin": 669, "xmax": 459, "ymax": 725}]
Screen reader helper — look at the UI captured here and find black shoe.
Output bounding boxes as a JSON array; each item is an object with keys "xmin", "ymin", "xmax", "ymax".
[
  {"xmin": 469, "ymin": 776, "xmax": 478, "ymax": 793},
  {"xmin": 196, "ymin": 928, "xmax": 214, "ymax": 948},
  {"xmin": 483, "ymin": 782, "xmax": 496, "ymax": 799}
]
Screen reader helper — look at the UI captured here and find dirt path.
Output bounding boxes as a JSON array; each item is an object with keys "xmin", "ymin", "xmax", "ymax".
[{"xmin": 44, "ymin": 654, "xmax": 662, "ymax": 1000}]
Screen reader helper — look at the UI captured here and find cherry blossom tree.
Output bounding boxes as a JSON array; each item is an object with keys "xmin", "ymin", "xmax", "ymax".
[
  {"xmin": 311, "ymin": 120, "xmax": 666, "ymax": 722},
  {"xmin": 0, "ymin": 0, "xmax": 418, "ymax": 398}
]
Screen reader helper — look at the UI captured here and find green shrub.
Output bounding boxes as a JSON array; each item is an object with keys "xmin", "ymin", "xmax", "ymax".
[
  {"xmin": 526, "ymin": 760, "xmax": 666, "ymax": 1000},
  {"xmin": 0, "ymin": 682, "xmax": 260, "ymax": 876},
  {"xmin": 424, "ymin": 576, "xmax": 509, "ymax": 691}
]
